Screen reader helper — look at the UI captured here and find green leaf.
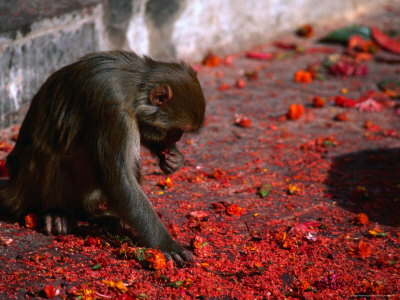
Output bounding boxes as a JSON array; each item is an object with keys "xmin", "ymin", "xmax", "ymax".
[
  {"xmin": 375, "ymin": 232, "xmax": 388, "ymax": 237},
  {"xmin": 305, "ymin": 286, "xmax": 318, "ymax": 292},
  {"xmin": 377, "ymin": 79, "xmax": 400, "ymax": 99},
  {"xmin": 259, "ymin": 183, "xmax": 272, "ymax": 197},
  {"xmin": 389, "ymin": 260, "xmax": 396, "ymax": 266},
  {"xmin": 200, "ymin": 241, "xmax": 209, "ymax": 248},
  {"xmin": 323, "ymin": 140, "xmax": 337, "ymax": 147},
  {"xmin": 135, "ymin": 248, "xmax": 147, "ymax": 261},
  {"xmin": 90, "ymin": 263, "xmax": 102, "ymax": 270},
  {"xmin": 168, "ymin": 280, "xmax": 183, "ymax": 288},
  {"xmin": 320, "ymin": 25, "xmax": 371, "ymax": 44}
]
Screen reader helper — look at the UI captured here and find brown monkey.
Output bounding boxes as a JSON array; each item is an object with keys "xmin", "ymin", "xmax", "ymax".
[{"xmin": 1, "ymin": 51, "xmax": 206, "ymax": 264}]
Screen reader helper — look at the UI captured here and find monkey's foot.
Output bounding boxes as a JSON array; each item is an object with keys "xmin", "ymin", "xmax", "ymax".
[
  {"xmin": 161, "ymin": 241, "xmax": 193, "ymax": 266},
  {"xmin": 43, "ymin": 213, "xmax": 76, "ymax": 235}
]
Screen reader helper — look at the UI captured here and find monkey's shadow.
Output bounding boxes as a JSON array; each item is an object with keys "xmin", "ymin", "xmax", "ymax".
[{"xmin": 325, "ymin": 147, "xmax": 400, "ymax": 227}]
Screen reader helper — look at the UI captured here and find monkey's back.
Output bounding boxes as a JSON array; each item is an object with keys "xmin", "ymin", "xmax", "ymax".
[
  {"xmin": 3, "ymin": 52, "xmax": 147, "ymax": 214},
  {"xmin": 18, "ymin": 52, "xmax": 147, "ymax": 151}
]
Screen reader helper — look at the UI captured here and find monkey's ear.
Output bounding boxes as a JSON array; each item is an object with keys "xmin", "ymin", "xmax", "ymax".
[{"xmin": 149, "ymin": 84, "xmax": 173, "ymax": 107}]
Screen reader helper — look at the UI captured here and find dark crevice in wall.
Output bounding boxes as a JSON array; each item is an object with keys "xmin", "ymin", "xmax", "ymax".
[{"xmin": 145, "ymin": 0, "xmax": 186, "ymax": 60}]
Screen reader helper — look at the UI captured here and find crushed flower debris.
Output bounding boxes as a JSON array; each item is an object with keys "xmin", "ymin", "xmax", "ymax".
[{"xmin": 1, "ymin": 10, "xmax": 400, "ymax": 299}]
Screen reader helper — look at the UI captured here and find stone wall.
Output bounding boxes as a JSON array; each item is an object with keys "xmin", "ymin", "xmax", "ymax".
[
  {"xmin": 0, "ymin": 0, "xmax": 399, "ymax": 128},
  {"xmin": 0, "ymin": 1, "xmax": 105, "ymax": 127}
]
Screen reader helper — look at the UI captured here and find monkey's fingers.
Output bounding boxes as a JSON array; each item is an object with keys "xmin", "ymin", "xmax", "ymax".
[
  {"xmin": 160, "ymin": 162, "xmax": 176, "ymax": 174},
  {"xmin": 161, "ymin": 156, "xmax": 183, "ymax": 174},
  {"xmin": 54, "ymin": 216, "xmax": 68, "ymax": 235},
  {"xmin": 170, "ymin": 252, "xmax": 185, "ymax": 267},
  {"xmin": 180, "ymin": 249, "xmax": 194, "ymax": 262},
  {"xmin": 44, "ymin": 215, "xmax": 53, "ymax": 234},
  {"xmin": 163, "ymin": 248, "xmax": 193, "ymax": 267},
  {"xmin": 44, "ymin": 214, "xmax": 75, "ymax": 235},
  {"xmin": 162, "ymin": 252, "xmax": 185, "ymax": 267},
  {"xmin": 163, "ymin": 252, "xmax": 173, "ymax": 261}
]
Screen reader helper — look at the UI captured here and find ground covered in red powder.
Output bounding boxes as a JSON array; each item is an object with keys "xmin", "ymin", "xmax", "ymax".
[{"xmin": 1, "ymin": 6, "xmax": 400, "ymax": 299}]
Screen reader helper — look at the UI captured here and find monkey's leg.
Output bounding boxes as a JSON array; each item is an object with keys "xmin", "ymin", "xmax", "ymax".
[
  {"xmin": 3, "ymin": 147, "xmax": 77, "ymax": 234},
  {"xmin": 43, "ymin": 146, "xmax": 111, "ymax": 235},
  {"xmin": 42, "ymin": 162, "xmax": 79, "ymax": 235}
]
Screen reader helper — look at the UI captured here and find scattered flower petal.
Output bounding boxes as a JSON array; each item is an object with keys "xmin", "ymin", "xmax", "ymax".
[
  {"xmin": 297, "ymin": 24, "xmax": 313, "ymax": 38},
  {"xmin": 145, "ymin": 249, "xmax": 167, "ymax": 270},
  {"xmin": 287, "ymin": 103, "xmax": 305, "ymax": 120},
  {"xmin": 287, "ymin": 184, "xmax": 300, "ymax": 195},
  {"xmin": 312, "ymin": 96, "xmax": 326, "ymax": 108},
  {"xmin": 294, "ymin": 70, "xmax": 313, "ymax": 83},
  {"xmin": 335, "ymin": 112, "xmax": 349, "ymax": 121},
  {"xmin": 246, "ymin": 51, "xmax": 273, "ymax": 60},
  {"xmin": 226, "ymin": 203, "xmax": 245, "ymax": 216},
  {"xmin": 203, "ymin": 52, "xmax": 220, "ymax": 67},
  {"xmin": 371, "ymin": 26, "xmax": 400, "ymax": 55},
  {"xmin": 354, "ymin": 213, "xmax": 369, "ymax": 225},
  {"xmin": 234, "ymin": 114, "xmax": 251, "ymax": 128},
  {"xmin": 25, "ymin": 213, "xmax": 38, "ymax": 229},
  {"xmin": 158, "ymin": 177, "xmax": 173, "ymax": 190}
]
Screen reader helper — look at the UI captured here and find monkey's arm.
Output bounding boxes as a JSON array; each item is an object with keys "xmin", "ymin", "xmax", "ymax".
[
  {"xmin": 96, "ymin": 116, "xmax": 191, "ymax": 264},
  {"xmin": 116, "ymin": 176, "xmax": 191, "ymax": 264}
]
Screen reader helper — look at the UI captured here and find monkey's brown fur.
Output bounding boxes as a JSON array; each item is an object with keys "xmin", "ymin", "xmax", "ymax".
[{"xmin": 2, "ymin": 51, "xmax": 205, "ymax": 264}]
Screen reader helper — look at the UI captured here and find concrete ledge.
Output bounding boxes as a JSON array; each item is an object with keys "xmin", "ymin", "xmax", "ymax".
[
  {"xmin": 0, "ymin": 2, "xmax": 104, "ymax": 127},
  {"xmin": 0, "ymin": 0, "xmax": 399, "ymax": 128}
]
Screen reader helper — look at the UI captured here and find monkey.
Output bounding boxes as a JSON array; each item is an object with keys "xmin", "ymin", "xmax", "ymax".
[{"xmin": 1, "ymin": 51, "xmax": 206, "ymax": 264}]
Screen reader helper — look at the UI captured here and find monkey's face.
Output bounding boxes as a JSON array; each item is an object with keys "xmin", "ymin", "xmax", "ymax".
[
  {"xmin": 162, "ymin": 84, "xmax": 206, "ymax": 134},
  {"xmin": 138, "ymin": 62, "xmax": 206, "ymax": 149}
]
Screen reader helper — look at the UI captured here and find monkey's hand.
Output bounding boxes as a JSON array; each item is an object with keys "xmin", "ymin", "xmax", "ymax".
[
  {"xmin": 160, "ymin": 239, "xmax": 193, "ymax": 266},
  {"xmin": 159, "ymin": 145, "xmax": 183, "ymax": 174}
]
